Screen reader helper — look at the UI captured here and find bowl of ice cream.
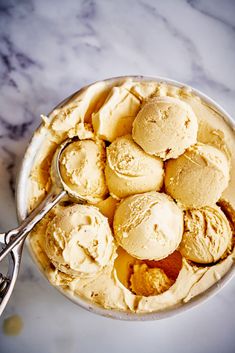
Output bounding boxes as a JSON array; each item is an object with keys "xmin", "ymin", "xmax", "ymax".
[{"xmin": 16, "ymin": 76, "xmax": 235, "ymax": 320}]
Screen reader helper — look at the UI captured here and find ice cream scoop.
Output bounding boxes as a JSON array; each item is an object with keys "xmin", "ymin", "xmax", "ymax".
[
  {"xmin": 180, "ymin": 206, "xmax": 232, "ymax": 264},
  {"xmin": 132, "ymin": 96, "xmax": 198, "ymax": 160},
  {"xmin": 45, "ymin": 204, "xmax": 116, "ymax": 276},
  {"xmin": 0, "ymin": 136, "xmax": 104, "ymax": 315},
  {"xmin": 165, "ymin": 143, "xmax": 230, "ymax": 208},
  {"xmin": 60, "ymin": 139, "xmax": 108, "ymax": 203},
  {"xmin": 113, "ymin": 192, "xmax": 183, "ymax": 260},
  {"xmin": 105, "ymin": 135, "xmax": 164, "ymax": 199}
]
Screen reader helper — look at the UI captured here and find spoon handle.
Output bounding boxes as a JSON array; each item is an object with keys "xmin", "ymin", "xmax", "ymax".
[
  {"xmin": 0, "ymin": 243, "xmax": 22, "ymax": 316},
  {"xmin": 0, "ymin": 188, "xmax": 66, "ymax": 262}
]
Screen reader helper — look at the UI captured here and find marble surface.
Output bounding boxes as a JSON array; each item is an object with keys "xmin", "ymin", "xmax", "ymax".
[{"xmin": 0, "ymin": 0, "xmax": 235, "ymax": 352}]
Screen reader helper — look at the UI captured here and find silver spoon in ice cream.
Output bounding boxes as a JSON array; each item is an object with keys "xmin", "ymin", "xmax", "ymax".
[{"xmin": 0, "ymin": 137, "xmax": 92, "ymax": 315}]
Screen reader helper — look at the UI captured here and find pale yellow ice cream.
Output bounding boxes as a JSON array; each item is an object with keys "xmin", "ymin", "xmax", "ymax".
[
  {"xmin": 45, "ymin": 204, "xmax": 116, "ymax": 276},
  {"xmin": 180, "ymin": 206, "xmax": 232, "ymax": 264},
  {"xmin": 60, "ymin": 139, "xmax": 108, "ymax": 203},
  {"xmin": 92, "ymin": 82, "xmax": 141, "ymax": 142},
  {"xmin": 113, "ymin": 192, "xmax": 183, "ymax": 260},
  {"xmin": 130, "ymin": 264, "xmax": 173, "ymax": 296},
  {"xmin": 132, "ymin": 96, "xmax": 198, "ymax": 160},
  {"xmin": 165, "ymin": 143, "xmax": 230, "ymax": 208},
  {"xmin": 27, "ymin": 78, "xmax": 235, "ymax": 315},
  {"xmin": 105, "ymin": 135, "xmax": 164, "ymax": 199}
]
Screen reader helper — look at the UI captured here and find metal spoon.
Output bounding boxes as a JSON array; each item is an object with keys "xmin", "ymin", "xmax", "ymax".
[{"xmin": 0, "ymin": 137, "xmax": 86, "ymax": 315}]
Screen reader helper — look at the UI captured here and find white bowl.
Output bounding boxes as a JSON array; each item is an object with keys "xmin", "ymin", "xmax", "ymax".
[{"xmin": 16, "ymin": 76, "xmax": 235, "ymax": 321}]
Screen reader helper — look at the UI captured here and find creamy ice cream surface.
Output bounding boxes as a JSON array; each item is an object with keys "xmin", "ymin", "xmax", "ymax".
[
  {"xmin": 165, "ymin": 143, "xmax": 230, "ymax": 208},
  {"xmin": 27, "ymin": 78, "xmax": 235, "ymax": 315},
  {"xmin": 60, "ymin": 139, "xmax": 108, "ymax": 203},
  {"xmin": 92, "ymin": 82, "xmax": 141, "ymax": 142},
  {"xmin": 132, "ymin": 96, "xmax": 198, "ymax": 160},
  {"xmin": 113, "ymin": 192, "xmax": 183, "ymax": 260},
  {"xmin": 180, "ymin": 206, "xmax": 232, "ymax": 264},
  {"xmin": 130, "ymin": 264, "xmax": 173, "ymax": 296},
  {"xmin": 45, "ymin": 204, "xmax": 116, "ymax": 276},
  {"xmin": 105, "ymin": 135, "xmax": 164, "ymax": 199}
]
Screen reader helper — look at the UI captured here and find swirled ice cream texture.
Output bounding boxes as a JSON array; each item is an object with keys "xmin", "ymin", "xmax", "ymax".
[
  {"xmin": 60, "ymin": 139, "xmax": 108, "ymax": 203},
  {"xmin": 45, "ymin": 204, "xmax": 116, "ymax": 276},
  {"xmin": 105, "ymin": 135, "xmax": 164, "ymax": 199}
]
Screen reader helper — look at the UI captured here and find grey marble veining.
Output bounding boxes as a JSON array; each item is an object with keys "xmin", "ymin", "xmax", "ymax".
[{"xmin": 0, "ymin": 0, "xmax": 235, "ymax": 352}]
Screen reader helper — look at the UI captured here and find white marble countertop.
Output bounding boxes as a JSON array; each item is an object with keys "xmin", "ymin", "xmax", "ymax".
[{"xmin": 0, "ymin": 0, "xmax": 235, "ymax": 352}]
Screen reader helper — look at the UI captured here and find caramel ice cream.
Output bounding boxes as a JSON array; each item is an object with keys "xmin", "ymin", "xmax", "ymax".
[
  {"xmin": 114, "ymin": 248, "xmax": 180, "ymax": 297},
  {"xmin": 96, "ymin": 196, "xmax": 119, "ymax": 224},
  {"xmin": 130, "ymin": 264, "xmax": 173, "ymax": 296},
  {"xmin": 132, "ymin": 96, "xmax": 198, "ymax": 160},
  {"xmin": 165, "ymin": 143, "xmax": 230, "ymax": 208},
  {"xmin": 27, "ymin": 78, "xmax": 235, "ymax": 315},
  {"xmin": 45, "ymin": 204, "xmax": 116, "ymax": 276},
  {"xmin": 180, "ymin": 206, "xmax": 232, "ymax": 264},
  {"xmin": 113, "ymin": 192, "xmax": 183, "ymax": 260},
  {"xmin": 105, "ymin": 135, "xmax": 164, "ymax": 199},
  {"xmin": 60, "ymin": 139, "xmax": 107, "ymax": 203},
  {"xmin": 92, "ymin": 82, "xmax": 141, "ymax": 142}
]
